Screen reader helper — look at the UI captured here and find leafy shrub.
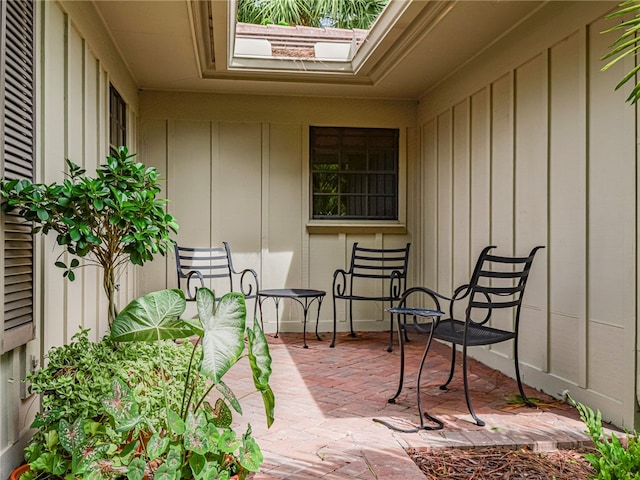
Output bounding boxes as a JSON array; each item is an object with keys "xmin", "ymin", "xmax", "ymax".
[
  {"xmin": 573, "ymin": 397, "xmax": 640, "ymax": 479},
  {"xmin": 23, "ymin": 289, "xmax": 273, "ymax": 479},
  {"xmin": 24, "ymin": 328, "xmax": 204, "ymax": 478}
]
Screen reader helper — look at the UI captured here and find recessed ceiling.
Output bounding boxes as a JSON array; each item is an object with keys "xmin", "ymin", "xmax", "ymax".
[{"xmin": 94, "ymin": 0, "xmax": 546, "ymax": 100}]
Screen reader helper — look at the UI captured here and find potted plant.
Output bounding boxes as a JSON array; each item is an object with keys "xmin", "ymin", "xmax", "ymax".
[
  {"xmin": 0, "ymin": 146, "xmax": 178, "ymax": 325},
  {"xmin": 21, "ymin": 287, "xmax": 274, "ymax": 479}
]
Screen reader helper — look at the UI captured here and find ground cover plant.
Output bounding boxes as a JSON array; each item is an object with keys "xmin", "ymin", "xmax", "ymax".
[
  {"xmin": 573, "ymin": 399, "xmax": 640, "ymax": 479},
  {"xmin": 22, "ymin": 288, "xmax": 273, "ymax": 479}
]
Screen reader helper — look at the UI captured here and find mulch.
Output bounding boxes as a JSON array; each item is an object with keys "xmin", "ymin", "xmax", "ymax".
[{"xmin": 409, "ymin": 445, "xmax": 596, "ymax": 479}]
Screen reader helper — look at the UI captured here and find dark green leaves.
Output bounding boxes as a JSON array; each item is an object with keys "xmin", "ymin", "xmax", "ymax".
[
  {"xmin": 602, "ymin": 0, "xmax": 640, "ymax": 104},
  {"xmin": 236, "ymin": 0, "xmax": 388, "ymax": 30},
  {"xmin": 0, "ymin": 146, "xmax": 179, "ymax": 326}
]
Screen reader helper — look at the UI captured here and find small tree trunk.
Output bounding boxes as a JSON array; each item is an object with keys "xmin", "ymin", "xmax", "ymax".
[{"xmin": 103, "ymin": 267, "xmax": 117, "ymax": 327}]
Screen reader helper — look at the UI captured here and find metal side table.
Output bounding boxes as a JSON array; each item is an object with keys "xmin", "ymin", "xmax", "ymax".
[
  {"xmin": 375, "ymin": 306, "xmax": 445, "ymax": 432},
  {"xmin": 258, "ymin": 289, "xmax": 326, "ymax": 348}
]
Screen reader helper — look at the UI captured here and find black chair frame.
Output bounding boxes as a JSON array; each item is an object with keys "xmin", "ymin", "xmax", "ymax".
[
  {"xmin": 389, "ymin": 245, "xmax": 544, "ymax": 427},
  {"xmin": 174, "ymin": 243, "xmax": 259, "ymax": 319},
  {"xmin": 331, "ymin": 242, "xmax": 410, "ymax": 350}
]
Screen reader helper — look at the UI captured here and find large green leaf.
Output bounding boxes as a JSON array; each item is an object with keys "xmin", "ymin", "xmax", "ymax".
[
  {"xmin": 246, "ymin": 318, "xmax": 275, "ymax": 427},
  {"xmin": 110, "ymin": 289, "xmax": 192, "ymax": 342},
  {"xmin": 199, "ymin": 289, "xmax": 246, "ymax": 383}
]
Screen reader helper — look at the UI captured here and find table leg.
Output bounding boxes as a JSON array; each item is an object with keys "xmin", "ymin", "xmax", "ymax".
[
  {"xmin": 314, "ymin": 296, "xmax": 324, "ymax": 341},
  {"xmin": 292, "ymin": 297, "xmax": 311, "ymax": 348},
  {"xmin": 273, "ymin": 297, "xmax": 281, "ymax": 338},
  {"xmin": 375, "ymin": 318, "xmax": 443, "ymax": 432}
]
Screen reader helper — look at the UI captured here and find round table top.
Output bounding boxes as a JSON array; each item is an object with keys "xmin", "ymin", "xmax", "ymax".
[
  {"xmin": 387, "ymin": 307, "xmax": 444, "ymax": 318},
  {"xmin": 258, "ymin": 288, "xmax": 326, "ymax": 298}
]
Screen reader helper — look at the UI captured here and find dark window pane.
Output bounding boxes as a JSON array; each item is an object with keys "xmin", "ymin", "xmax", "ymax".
[
  {"xmin": 342, "ymin": 152, "xmax": 366, "ymax": 170},
  {"xmin": 109, "ymin": 85, "xmax": 126, "ymax": 149},
  {"xmin": 310, "ymin": 126, "xmax": 398, "ymax": 220},
  {"xmin": 313, "ymin": 173, "xmax": 338, "ymax": 193},
  {"xmin": 309, "ymin": 127, "xmax": 399, "ymax": 220},
  {"xmin": 313, "ymin": 195, "xmax": 340, "ymax": 216}
]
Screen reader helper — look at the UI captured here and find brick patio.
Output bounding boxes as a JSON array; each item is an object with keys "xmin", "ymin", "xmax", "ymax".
[{"xmin": 224, "ymin": 331, "xmax": 602, "ymax": 479}]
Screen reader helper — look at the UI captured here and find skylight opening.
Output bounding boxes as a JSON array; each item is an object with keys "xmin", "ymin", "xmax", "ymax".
[{"xmin": 232, "ymin": 0, "xmax": 390, "ymax": 66}]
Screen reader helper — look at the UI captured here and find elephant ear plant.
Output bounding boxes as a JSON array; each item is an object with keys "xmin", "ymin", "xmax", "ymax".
[
  {"xmin": 108, "ymin": 287, "xmax": 274, "ymax": 479},
  {"xmin": 0, "ymin": 146, "xmax": 178, "ymax": 325},
  {"xmin": 24, "ymin": 287, "xmax": 274, "ymax": 480}
]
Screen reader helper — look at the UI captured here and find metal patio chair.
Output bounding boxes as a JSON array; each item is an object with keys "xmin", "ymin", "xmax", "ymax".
[
  {"xmin": 174, "ymin": 243, "xmax": 259, "ymax": 319},
  {"xmin": 388, "ymin": 245, "xmax": 544, "ymax": 427},
  {"xmin": 331, "ymin": 242, "xmax": 410, "ymax": 350}
]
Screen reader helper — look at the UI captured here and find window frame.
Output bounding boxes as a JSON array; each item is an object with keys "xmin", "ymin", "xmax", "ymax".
[
  {"xmin": 305, "ymin": 125, "xmax": 407, "ymax": 234},
  {"xmin": 109, "ymin": 84, "xmax": 127, "ymax": 150}
]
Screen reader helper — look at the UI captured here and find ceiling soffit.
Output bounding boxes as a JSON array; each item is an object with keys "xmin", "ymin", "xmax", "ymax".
[{"xmin": 189, "ymin": 0, "xmax": 456, "ymax": 85}]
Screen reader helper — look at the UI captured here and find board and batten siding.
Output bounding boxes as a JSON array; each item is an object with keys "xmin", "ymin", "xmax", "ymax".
[
  {"xmin": 417, "ymin": 2, "xmax": 637, "ymax": 428},
  {"xmin": 0, "ymin": 2, "xmax": 139, "ymax": 474},
  {"xmin": 138, "ymin": 93, "xmax": 417, "ymax": 334}
]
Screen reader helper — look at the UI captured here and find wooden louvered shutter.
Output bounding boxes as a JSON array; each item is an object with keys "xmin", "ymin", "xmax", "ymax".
[{"xmin": 1, "ymin": 0, "xmax": 35, "ymax": 353}]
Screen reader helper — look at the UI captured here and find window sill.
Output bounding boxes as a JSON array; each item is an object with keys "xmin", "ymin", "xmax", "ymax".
[{"xmin": 306, "ymin": 221, "xmax": 407, "ymax": 234}]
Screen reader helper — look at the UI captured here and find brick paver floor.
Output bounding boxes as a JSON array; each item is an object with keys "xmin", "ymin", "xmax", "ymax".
[{"xmin": 223, "ymin": 331, "xmax": 602, "ymax": 479}]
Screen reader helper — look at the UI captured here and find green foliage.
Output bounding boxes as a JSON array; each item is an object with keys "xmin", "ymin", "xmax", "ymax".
[
  {"xmin": 572, "ymin": 397, "xmax": 640, "ymax": 479},
  {"xmin": 0, "ymin": 146, "xmax": 179, "ymax": 325},
  {"xmin": 602, "ymin": 0, "xmax": 640, "ymax": 104},
  {"xmin": 24, "ymin": 327, "xmax": 202, "ymax": 480},
  {"xmin": 236, "ymin": 0, "xmax": 389, "ymax": 30},
  {"xmin": 24, "ymin": 288, "xmax": 274, "ymax": 479}
]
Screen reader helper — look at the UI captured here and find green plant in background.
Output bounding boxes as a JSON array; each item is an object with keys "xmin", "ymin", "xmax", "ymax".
[
  {"xmin": 602, "ymin": 0, "xmax": 640, "ymax": 104},
  {"xmin": 571, "ymin": 397, "xmax": 640, "ymax": 479},
  {"xmin": 23, "ymin": 287, "xmax": 274, "ymax": 480},
  {"xmin": 0, "ymin": 146, "xmax": 178, "ymax": 326},
  {"xmin": 236, "ymin": 0, "xmax": 389, "ymax": 30}
]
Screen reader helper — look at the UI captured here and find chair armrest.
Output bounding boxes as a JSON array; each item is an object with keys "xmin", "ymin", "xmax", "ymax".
[
  {"xmin": 332, "ymin": 268, "xmax": 351, "ymax": 297},
  {"xmin": 232, "ymin": 267, "xmax": 259, "ymax": 298},
  {"xmin": 185, "ymin": 270, "xmax": 205, "ymax": 301},
  {"xmin": 389, "ymin": 269, "xmax": 405, "ymax": 299}
]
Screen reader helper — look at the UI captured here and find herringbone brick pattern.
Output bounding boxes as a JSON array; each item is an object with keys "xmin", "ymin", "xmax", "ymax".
[{"xmin": 223, "ymin": 331, "xmax": 594, "ymax": 479}]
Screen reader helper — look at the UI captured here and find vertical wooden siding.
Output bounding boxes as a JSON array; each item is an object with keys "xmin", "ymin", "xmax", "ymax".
[
  {"xmin": 417, "ymin": 6, "xmax": 636, "ymax": 428},
  {"xmin": 0, "ymin": 2, "xmax": 139, "ymax": 473},
  {"xmin": 138, "ymin": 94, "xmax": 416, "ymax": 335}
]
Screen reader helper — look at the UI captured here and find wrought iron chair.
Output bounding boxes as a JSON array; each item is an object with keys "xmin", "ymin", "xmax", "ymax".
[
  {"xmin": 174, "ymin": 243, "xmax": 259, "ymax": 319},
  {"xmin": 331, "ymin": 242, "xmax": 410, "ymax": 350},
  {"xmin": 388, "ymin": 245, "xmax": 544, "ymax": 427}
]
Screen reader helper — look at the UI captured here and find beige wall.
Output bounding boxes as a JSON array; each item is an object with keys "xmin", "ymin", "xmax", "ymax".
[
  {"xmin": 417, "ymin": 2, "xmax": 636, "ymax": 428},
  {"xmin": 0, "ymin": 1, "xmax": 139, "ymax": 474},
  {"xmin": 138, "ymin": 92, "xmax": 417, "ymax": 333}
]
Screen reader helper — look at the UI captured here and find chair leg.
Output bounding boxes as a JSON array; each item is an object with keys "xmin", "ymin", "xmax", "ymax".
[
  {"xmin": 348, "ymin": 299, "xmax": 356, "ymax": 337},
  {"xmin": 330, "ymin": 297, "xmax": 337, "ymax": 348},
  {"xmin": 387, "ymin": 310, "xmax": 394, "ymax": 352},
  {"xmin": 388, "ymin": 319, "xmax": 406, "ymax": 403},
  {"xmin": 514, "ymin": 339, "xmax": 535, "ymax": 407},
  {"xmin": 462, "ymin": 345, "xmax": 485, "ymax": 427},
  {"xmin": 439, "ymin": 343, "xmax": 457, "ymax": 390}
]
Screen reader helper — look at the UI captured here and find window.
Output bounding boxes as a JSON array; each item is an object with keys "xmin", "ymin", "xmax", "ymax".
[
  {"xmin": 310, "ymin": 126, "xmax": 398, "ymax": 220},
  {"xmin": 109, "ymin": 85, "xmax": 126, "ymax": 149},
  {"xmin": 1, "ymin": 0, "xmax": 36, "ymax": 353}
]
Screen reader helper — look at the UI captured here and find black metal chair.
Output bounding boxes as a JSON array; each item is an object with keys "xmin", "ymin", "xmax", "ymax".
[
  {"xmin": 174, "ymin": 243, "xmax": 259, "ymax": 319},
  {"xmin": 331, "ymin": 242, "xmax": 410, "ymax": 350},
  {"xmin": 389, "ymin": 245, "xmax": 544, "ymax": 427}
]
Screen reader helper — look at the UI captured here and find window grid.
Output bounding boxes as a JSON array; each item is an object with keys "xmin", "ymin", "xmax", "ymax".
[{"xmin": 310, "ymin": 127, "xmax": 399, "ymax": 220}]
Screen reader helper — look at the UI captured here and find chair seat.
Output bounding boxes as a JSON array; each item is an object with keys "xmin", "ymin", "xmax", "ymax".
[{"xmin": 434, "ymin": 319, "xmax": 516, "ymax": 346}]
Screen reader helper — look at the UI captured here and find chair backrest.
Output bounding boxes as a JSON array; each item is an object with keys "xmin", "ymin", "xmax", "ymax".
[
  {"xmin": 465, "ymin": 245, "xmax": 544, "ymax": 327},
  {"xmin": 174, "ymin": 243, "xmax": 238, "ymax": 300},
  {"xmin": 349, "ymin": 242, "xmax": 411, "ymax": 280}
]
